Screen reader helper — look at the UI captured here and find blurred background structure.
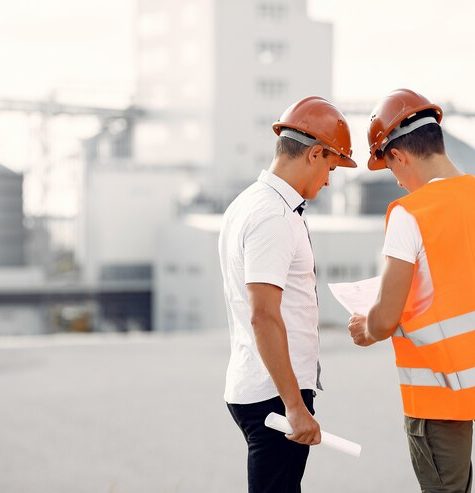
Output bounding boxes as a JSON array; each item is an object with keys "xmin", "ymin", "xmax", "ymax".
[{"xmin": 0, "ymin": 0, "xmax": 474, "ymax": 334}]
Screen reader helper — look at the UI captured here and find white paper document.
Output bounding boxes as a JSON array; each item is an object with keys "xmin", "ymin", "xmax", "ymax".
[{"xmin": 328, "ymin": 276, "xmax": 381, "ymax": 316}]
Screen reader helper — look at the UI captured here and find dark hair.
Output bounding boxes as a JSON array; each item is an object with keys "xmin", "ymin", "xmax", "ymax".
[
  {"xmin": 275, "ymin": 129, "xmax": 330, "ymax": 159},
  {"xmin": 383, "ymin": 110, "xmax": 445, "ymax": 160}
]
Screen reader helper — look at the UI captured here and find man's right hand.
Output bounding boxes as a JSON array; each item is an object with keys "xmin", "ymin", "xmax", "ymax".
[
  {"xmin": 348, "ymin": 313, "xmax": 377, "ymax": 347},
  {"xmin": 285, "ymin": 404, "xmax": 321, "ymax": 446}
]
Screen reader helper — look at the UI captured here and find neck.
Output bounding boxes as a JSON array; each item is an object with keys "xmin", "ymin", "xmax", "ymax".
[
  {"xmin": 413, "ymin": 154, "xmax": 463, "ymax": 188},
  {"xmin": 269, "ymin": 157, "xmax": 306, "ymax": 196}
]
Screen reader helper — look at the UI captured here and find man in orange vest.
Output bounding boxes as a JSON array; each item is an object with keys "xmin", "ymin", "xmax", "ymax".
[{"xmin": 348, "ymin": 88, "xmax": 475, "ymax": 492}]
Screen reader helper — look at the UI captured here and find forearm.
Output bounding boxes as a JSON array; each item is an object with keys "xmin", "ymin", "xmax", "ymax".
[
  {"xmin": 252, "ymin": 314, "xmax": 304, "ymax": 410},
  {"xmin": 366, "ymin": 256, "xmax": 413, "ymax": 341},
  {"xmin": 367, "ymin": 303, "xmax": 398, "ymax": 341}
]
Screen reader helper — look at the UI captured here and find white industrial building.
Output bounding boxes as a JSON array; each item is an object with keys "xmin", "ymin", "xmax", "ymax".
[
  {"xmin": 80, "ymin": 161, "xmax": 198, "ymax": 284},
  {"xmin": 134, "ymin": 0, "xmax": 333, "ymax": 203},
  {"xmin": 72, "ymin": 160, "xmax": 202, "ymax": 332},
  {"xmin": 69, "ymin": 0, "xmax": 336, "ymax": 332},
  {"xmin": 54, "ymin": 0, "xmax": 334, "ymax": 333}
]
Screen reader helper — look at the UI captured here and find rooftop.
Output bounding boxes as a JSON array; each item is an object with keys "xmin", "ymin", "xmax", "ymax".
[{"xmin": 185, "ymin": 213, "xmax": 385, "ymax": 233}]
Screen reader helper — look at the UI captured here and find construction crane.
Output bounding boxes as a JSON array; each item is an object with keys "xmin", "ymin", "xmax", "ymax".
[{"xmin": 0, "ymin": 97, "xmax": 202, "ymax": 214}]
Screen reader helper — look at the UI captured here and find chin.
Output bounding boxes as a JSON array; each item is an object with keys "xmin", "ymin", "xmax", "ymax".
[{"xmin": 309, "ymin": 188, "xmax": 320, "ymax": 199}]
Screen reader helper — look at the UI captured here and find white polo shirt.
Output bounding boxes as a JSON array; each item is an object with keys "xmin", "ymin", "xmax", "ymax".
[{"xmin": 218, "ymin": 170, "xmax": 319, "ymax": 404}]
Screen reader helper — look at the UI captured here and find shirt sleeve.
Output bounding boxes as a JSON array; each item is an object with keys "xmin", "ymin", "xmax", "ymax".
[
  {"xmin": 244, "ymin": 214, "xmax": 295, "ymax": 289},
  {"xmin": 383, "ymin": 205, "xmax": 423, "ymax": 264}
]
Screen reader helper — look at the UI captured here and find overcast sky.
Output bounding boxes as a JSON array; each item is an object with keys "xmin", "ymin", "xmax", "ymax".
[
  {"xmin": 308, "ymin": 0, "xmax": 475, "ymax": 109},
  {"xmin": 0, "ymin": 0, "xmax": 474, "ymax": 109},
  {"xmin": 0, "ymin": 0, "xmax": 134, "ymax": 105}
]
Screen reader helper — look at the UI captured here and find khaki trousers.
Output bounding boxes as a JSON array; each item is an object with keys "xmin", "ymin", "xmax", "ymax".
[{"xmin": 405, "ymin": 417, "xmax": 473, "ymax": 493}]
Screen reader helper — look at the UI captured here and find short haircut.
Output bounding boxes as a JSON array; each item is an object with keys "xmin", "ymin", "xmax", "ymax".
[
  {"xmin": 383, "ymin": 109, "xmax": 445, "ymax": 160},
  {"xmin": 275, "ymin": 128, "xmax": 330, "ymax": 159}
]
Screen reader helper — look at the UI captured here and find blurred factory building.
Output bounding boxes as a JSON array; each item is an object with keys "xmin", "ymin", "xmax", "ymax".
[{"xmin": 134, "ymin": 0, "xmax": 333, "ymax": 210}]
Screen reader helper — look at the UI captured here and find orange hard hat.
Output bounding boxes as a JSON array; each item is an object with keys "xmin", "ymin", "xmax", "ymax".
[
  {"xmin": 272, "ymin": 96, "xmax": 357, "ymax": 168},
  {"xmin": 367, "ymin": 88, "xmax": 443, "ymax": 170}
]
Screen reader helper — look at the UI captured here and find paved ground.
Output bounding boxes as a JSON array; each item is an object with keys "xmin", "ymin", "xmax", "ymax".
[{"xmin": 0, "ymin": 327, "xmax": 470, "ymax": 492}]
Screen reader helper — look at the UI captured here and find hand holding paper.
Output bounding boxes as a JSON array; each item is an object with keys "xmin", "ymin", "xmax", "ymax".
[
  {"xmin": 348, "ymin": 313, "xmax": 377, "ymax": 346},
  {"xmin": 329, "ymin": 276, "xmax": 381, "ymax": 346}
]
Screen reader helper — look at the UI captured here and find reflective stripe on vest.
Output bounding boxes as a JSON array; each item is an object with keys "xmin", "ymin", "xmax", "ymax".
[
  {"xmin": 398, "ymin": 366, "xmax": 475, "ymax": 391},
  {"xmin": 393, "ymin": 310, "xmax": 475, "ymax": 346}
]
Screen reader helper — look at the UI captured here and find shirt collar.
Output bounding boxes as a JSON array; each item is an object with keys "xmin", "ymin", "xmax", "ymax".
[{"xmin": 258, "ymin": 169, "xmax": 305, "ymax": 213}]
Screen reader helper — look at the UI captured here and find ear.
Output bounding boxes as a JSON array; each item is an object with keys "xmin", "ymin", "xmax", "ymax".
[
  {"xmin": 389, "ymin": 148, "xmax": 408, "ymax": 167},
  {"xmin": 307, "ymin": 144, "xmax": 324, "ymax": 164}
]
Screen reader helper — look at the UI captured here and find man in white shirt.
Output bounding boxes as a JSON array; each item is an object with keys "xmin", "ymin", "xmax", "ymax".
[
  {"xmin": 219, "ymin": 96, "xmax": 357, "ymax": 493},
  {"xmin": 348, "ymin": 89, "xmax": 475, "ymax": 493}
]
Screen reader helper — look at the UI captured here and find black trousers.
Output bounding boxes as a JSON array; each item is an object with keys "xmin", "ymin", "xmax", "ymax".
[{"xmin": 227, "ymin": 390, "xmax": 315, "ymax": 493}]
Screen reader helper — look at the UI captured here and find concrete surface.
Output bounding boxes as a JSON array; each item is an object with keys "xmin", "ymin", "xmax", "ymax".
[{"xmin": 0, "ymin": 327, "xmax": 470, "ymax": 492}]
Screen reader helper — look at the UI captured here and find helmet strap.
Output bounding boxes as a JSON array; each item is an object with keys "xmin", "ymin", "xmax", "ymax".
[
  {"xmin": 280, "ymin": 128, "xmax": 317, "ymax": 146},
  {"xmin": 381, "ymin": 116, "xmax": 438, "ymax": 152}
]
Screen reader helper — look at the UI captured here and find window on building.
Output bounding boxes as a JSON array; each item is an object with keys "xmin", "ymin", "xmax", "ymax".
[
  {"xmin": 181, "ymin": 83, "xmax": 198, "ymax": 99},
  {"xmin": 181, "ymin": 3, "xmax": 199, "ymax": 28},
  {"xmin": 256, "ymin": 40, "xmax": 287, "ymax": 64},
  {"xmin": 369, "ymin": 263, "xmax": 379, "ymax": 277},
  {"xmin": 255, "ymin": 116, "xmax": 276, "ymax": 134},
  {"xmin": 100, "ymin": 264, "xmax": 153, "ymax": 281},
  {"xmin": 138, "ymin": 12, "xmax": 171, "ymax": 38},
  {"xmin": 183, "ymin": 121, "xmax": 200, "ymax": 141},
  {"xmin": 155, "ymin": 122, "xmax": 172, "ymax": 144},
  {"xmin": 140, "ymin": 49, "xmax": 170, "ymax": 75},
  {"xmin": 255, "ymin": 152, "xmax": 274, "ymax": 168},
  {"xmin": 256, "ymin": 2, "xmax": 288, "ymax": 20},
  {"xmin": 164, "ymin": 294, "xmax": 177, "ymax": 307},
  {"xmin": 327, "ymin": 264, "xmax": 347, "ymax": 281},
  {"xmin": 256, "ymin": 79, "xmax": 288, "ymax": 98},
  {"xmin": 327, "ymin": 264, "xmax": 362, "ymax": 282},
  {"xmin": 181, "ymin": 41, "xmax": 200, "ymax": 66},
  {"xmin": 147, "ymin": 86, "xmax": 171, "ymax": 107},
  {"xmin": 163, "ymin": 310, "xmax": 178, "ymax": 331},
  {"xmin": 186, "ymin": 311, "xmax": 201, "ymax": 330},
  {"xmin": 235, "ymin": 142, "xmax": 248, "ymax": 155},
  {"xmin": 164, "ymin": 263, "xmax": 179, "ymax": 274},
  {"xmin": 187, "ymin": 264, "xmax": 202, "ymax": 275}
]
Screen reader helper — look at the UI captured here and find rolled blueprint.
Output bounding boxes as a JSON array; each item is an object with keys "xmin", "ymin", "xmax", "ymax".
[{"xmin": 264, "ymin": 412, "xmax": 362, "ymax": 458}]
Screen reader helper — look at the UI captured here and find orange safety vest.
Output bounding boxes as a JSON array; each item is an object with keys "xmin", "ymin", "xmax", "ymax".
[{"xmin": 386, "ymin": 174, "xmax": 475, "ymax": 420}]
